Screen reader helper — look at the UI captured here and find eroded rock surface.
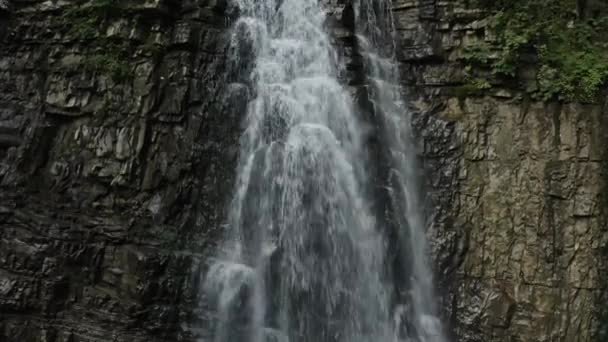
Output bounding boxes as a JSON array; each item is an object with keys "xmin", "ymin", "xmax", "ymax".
[
  {"xmin": 0, "ymin": 0, "xmax": 238, "ymax": 340},
  {"xmin": 0, "ymin": 0, "xmax": 606, "ymax": 342},
  {"xmin": 392, "ymin": 1, "xmax": 608, "ymax": 341}
]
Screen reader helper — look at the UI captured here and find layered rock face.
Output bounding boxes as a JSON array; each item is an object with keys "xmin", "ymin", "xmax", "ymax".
[
  {"xmin": 0, "ymin": 1, "xmax": 606, "ymax": 342},
  {"xmin": 0, "ymin": 0, "xmax": 239, "ymax": 341},
  {"xmin": 391, "ymin": 1, "xmax": 608, "ymax": 341}
]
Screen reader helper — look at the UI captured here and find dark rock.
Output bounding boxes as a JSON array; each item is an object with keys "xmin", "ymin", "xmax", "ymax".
[{"xmin": 0, "ymin": 0, "xmax": 606, "ymax": 342}]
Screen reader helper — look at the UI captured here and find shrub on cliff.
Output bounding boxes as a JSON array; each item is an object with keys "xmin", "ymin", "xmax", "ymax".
[{"xmin": 464, "ymin": 0, "xmax": 608, "ymax": 102}]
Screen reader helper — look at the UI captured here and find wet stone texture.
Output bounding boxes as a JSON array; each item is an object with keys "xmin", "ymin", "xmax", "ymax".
[
  {"xmin": 392, "ymin": 1, "xmax": 608, "ymax": 342},
  {"xmin": 0, "ymin": 0, "xmax": 607, "ymax": 342},
  {"xmin": 0, "ymin": 0, "xmax": 239, "ymax": 341}
]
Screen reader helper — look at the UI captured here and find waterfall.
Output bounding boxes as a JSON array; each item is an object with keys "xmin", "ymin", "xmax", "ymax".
[
  {"xmin": 204, "ymin": 0, "xmax": 447, "ymax": 341},
  {"xmin": 354, "ymin": 0, "xmax": 449, "ymax": 341}
]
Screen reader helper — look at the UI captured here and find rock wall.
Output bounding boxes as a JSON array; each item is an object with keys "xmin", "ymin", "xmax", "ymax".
[
  {"xmin": 0, "ymin": 0, "xmax": 239, "ymax": 341},
  {"xmin": 391, "ymin": 1, "xmax": 608, "ymax": 341},
  {"xmin": 0, "ymin": 0, "xmax": 606, "ymax": 342}
]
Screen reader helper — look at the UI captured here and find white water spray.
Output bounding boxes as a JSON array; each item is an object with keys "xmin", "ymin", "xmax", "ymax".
[
  {"xmin": 355, "ymin": 0, "xmax": 448, "ymax": 341},
  {"xmin": 204, "ymin": 0, "xmax": 447, "ymax": 341}
]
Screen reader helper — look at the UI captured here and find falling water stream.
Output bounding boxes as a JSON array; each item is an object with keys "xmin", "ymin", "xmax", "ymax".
[
  {"xmin": 204, "ymin": 0, "xmax": 447, "ymax": 341},
  {"xmin": 355, "ymin": 1, "xmax": 448, "ymax": 341}
]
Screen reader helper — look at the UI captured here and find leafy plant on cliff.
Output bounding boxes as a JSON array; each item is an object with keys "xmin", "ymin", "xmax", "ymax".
[
  {"xmin": 462, "ymin": 0, "xmax": 608, "ymax": 102},
  {"xmin": 62, "ymin": 0, "xmax": 122, "ymax": 40},
  {"xmin": 82, "ymin": 42, "xmax": 132, "ymax": 83},
  {"xmin": 61, "ymin": 0, "xmax": 133, "ymax": 82}
]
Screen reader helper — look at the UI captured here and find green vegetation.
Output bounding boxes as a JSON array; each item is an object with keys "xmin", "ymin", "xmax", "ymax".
[
  {"xmin": 62, "ymin": 0, "xmax": 122, "ymax": 40},
  {"xmin": 462, "ymin": 0, "xmax": 608, "ymax": 102},
  {"xmin": 61, "ymin": 0, "xmax": 133, "ymax": 82},
  {"xmin": 156, "ymin": 227, "xmax": 179, "ymax": 247},
  {"xmin": 82, "ymin": 42, "xmax": 133, "ymax": 83}
]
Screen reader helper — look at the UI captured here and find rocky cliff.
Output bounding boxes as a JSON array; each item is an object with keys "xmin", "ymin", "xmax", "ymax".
[
  {"xmin": 0, "ymin": 0, "xmax": 238, "ymax": 340},
  {"xmin": 0, "ymin": 0, "xmax": 606, "ymax": 342},
  {"xmin": 392, "ymin": 1, "xmax": 608, "ymax": 341}
]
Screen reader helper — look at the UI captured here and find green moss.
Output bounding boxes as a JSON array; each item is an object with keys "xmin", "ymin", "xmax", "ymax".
[
  {"xmin": 454, "ymin": 63, "xmax": 493, "ymax": 98},
  {"xmin": 462, "ymin": 0, "xmax": 608, "ymax": 102},
  {"xmin": 157, "ymin": 227, "xmax": 179, "ymax": 247},
  {"xmin": 61, "ymin": 0, "xmax": 134, "ymax": 82},
  {"xmin": 83, "ymin": 51, "xmax": 132, "ymax": 83},
  {"xmin": 62, "ymin": 0, "xmax": 122, "ymax": 40}
]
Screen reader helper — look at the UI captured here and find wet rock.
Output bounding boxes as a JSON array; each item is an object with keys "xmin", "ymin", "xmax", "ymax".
[
  {"xmin": 0, "ymin": 0, "xmax": 606, "ymax": 342},
  {"xmin": 0, "ymin": 0, "xmax": 238, "ymax": 340},
  {"xmin": 395, "ymin": 1, "xmax": 608, "ymax": 340}
]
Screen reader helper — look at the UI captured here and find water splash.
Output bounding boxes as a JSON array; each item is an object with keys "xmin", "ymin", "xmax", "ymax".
[
  {"xmin": 204, "ymin": 0, "xmax": 447, "ymax": 341},
  {"xmin": 354, "ymin": 0, "xmax": 449, "ymax": 341}
]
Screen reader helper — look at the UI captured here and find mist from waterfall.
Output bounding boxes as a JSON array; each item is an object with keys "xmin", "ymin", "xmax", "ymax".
[{"xmin": 203, "ymin": 0, "xmax": 447, "ymax": 341}]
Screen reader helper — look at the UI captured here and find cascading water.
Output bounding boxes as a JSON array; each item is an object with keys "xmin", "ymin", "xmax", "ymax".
[
  {"xmin": 354, "ymin": 1, "xmax": 448, "ymax": 341},
  {"xmin": 204, "ymin": 0, "xmax": 447, "ymax": 341}
]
